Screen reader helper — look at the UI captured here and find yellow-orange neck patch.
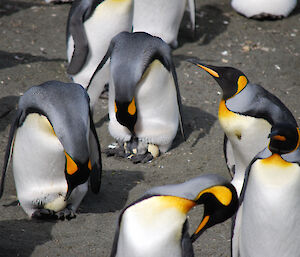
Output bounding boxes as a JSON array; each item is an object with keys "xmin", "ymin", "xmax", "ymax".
[
  {"xmin": 218, "ymin": 100, "xmax": 235, "ymax": 119},
  {"xmin": 65, "ymin": 152, "xmax": 78, "ymax": 175},
  {"xmin": 197, "ymin": 64, "xmax": 219, "ymax": 78},
  {"xmin": 128, "ymin": 97, "xmax": 136, "ymax": 115},
  {"xmin": 155, "ymin": 196, "xmax": 196, "ymax": 214},
  {"xmin": 196, "ymin": 186, "xmax": 232, "ymax": 206},
  {"xmin": 261, "ymin": 153, "xmax": 293, "ymax": 167}
]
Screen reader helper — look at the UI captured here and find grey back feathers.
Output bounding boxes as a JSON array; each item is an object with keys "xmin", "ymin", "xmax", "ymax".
[
  {"xmin": 226, "ymin": 83, "xmax": 298, "ymax": 126},
  {"xmin": 18, "ymin": 81, "xmax": 91, "ymax": 163},
  {"xmin": 145, "ymin": 174, "xmax": 228, "ymax": 200}
]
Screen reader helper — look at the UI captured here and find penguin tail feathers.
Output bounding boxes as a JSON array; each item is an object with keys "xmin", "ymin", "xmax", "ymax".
[{"xmin": 0, "ymin": 110, "xmax": 21, "ymax": 199}]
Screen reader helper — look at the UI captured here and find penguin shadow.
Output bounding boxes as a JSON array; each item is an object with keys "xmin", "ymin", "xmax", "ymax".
[
  {"xmin": 0, "ymin": 1, "xmax": 44, "ymax": 18},
  {"xmin": 79, "ymin": 169, "xmax": 144, "ymax": 214},
  {"xmin": 172, "ymin": 105, "xmax": 217, "ymax": 150},
  {"xmin": 0, "ymin": 219, "xmax": 54, "ymax": 257},
  {"xmin": 178, "ymin": 5, "xmax": 230, "ymax": 47},
  {"xmin": 0, "ymin": 50, "xmax": 65, "ymax": 70},
  {"xmin": 0, "ymin": 95, "xmax": 19, "ymax": 132}
]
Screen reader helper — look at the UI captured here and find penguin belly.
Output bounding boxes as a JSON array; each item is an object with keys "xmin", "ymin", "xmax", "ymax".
[
  {"xmin": 67, "ymin": 0, "xmax": 133, "ymax": 105},
  {"xmin": 231, "ymin": 0, "xmax": 297, "ymax": 18},
  {"xmin": 13, "ymin": 113, "xmax": 67, "ymax": 217},
  {"xmin": 108, "ymin": 60, "xmax": 179, "ymax": 153},
  {"xmin": 239, "ymin": 159, "xmax": 300, "ymax": 257},
  {"xmin": 116, "ymin": 197, "xmax": 186, "ymax": 257},
  {"xmin": 219, "ymin": 101, "xmax": 271, "ymax": 195},
  {"xmin": 133, "ymin": 0, "xmax": 186, "ymax": 47}
]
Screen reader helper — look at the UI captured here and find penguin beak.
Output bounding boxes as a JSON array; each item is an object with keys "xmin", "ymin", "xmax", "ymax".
[
  {"xmin": 190, "ymin": 184, "xmax": 238, "ymax": 243},
  {"xmin": 187, "ymin": 59, "xmax": 220, "ymax": 78}
]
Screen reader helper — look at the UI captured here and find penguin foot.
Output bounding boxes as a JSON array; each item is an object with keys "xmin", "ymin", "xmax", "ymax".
[
  {"xmin": 32, "ymin": 206, "xmax": 76, "ymax": 220},
  {"xmin": 55, "ymin": 206, "xmax": 76, "ymax": 220},
  {"xmin": 251, "ymin": 13, "xmax": 284, "ymax": 20},
  {"xmin": 32, "ymin": 208, "xmax": 56, "ymax": 220},
  {"xmin": 105, "ymin": 145, "xmax": 127, "ymax": 158},
  {"xmin": 130, "ymin": 152, "xmax": 153, "ymax": 164}
]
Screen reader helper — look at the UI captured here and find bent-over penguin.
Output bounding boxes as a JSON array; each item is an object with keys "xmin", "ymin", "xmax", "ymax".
[
  {"xmin": 66, "ymin": 0, "xmax": 133, "ymax": 107},
  {"xmin": 232, "ymin": 123, "xmax": 300, "ymax": 257},
  {"xmin": 187, "ymin": 60, "xmax": 297, "ymax": 195},
  {"xmin": 89, "ymin": 31, "xmax": 185, "ymax": 163},
  {"xmin": 111, "ymin": 174, "xmax": 238, "ymax": 257},
  {"xmin": 0, "ymin": 81, "xmax": 102, "ymax": 220}
]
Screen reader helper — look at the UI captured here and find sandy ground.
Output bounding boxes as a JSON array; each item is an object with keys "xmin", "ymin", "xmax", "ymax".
[{"xmin": 0, "ymin": 0, "xmax": 299, "ymax": 256}]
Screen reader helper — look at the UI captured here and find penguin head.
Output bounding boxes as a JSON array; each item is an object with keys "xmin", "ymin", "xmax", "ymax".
[
  {"xmin": 268, "ymin": 123, "xmax": 300, "ymax": 155},
  {"xmin": 64, "ymin": 151, "xmax": 92, "ymax": 200},
  {"xmin": 114, "ymin": 97, "xmax": 137, "ymax": 134},
  {"xmin": 187, "ymin": 59, "xmax": 249, "ymax": 100},
  {"xmin": 144, "ymin": 174, "xmax": 238, "ymax": 243}
]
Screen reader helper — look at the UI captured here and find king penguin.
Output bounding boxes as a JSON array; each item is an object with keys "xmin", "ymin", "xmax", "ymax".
[
  {"xmin": 187, "ymin": 60, "xmax": 297, "ymax": 195},
  {"xmin": 232, "ymin": 123, "xmax": 300, "ymax": 257},
  {"xmin": 133, "ymin": 0, "xmax": 195, "ymax": 48},
  {"xmin": 89, "ymin": 31, "xmax": 185, "ymax": 163},
  {"xmin": 66, "ymin": 0, "xmax": 134, "ymax": 108},
  {"xmin": 231, "ymin": 0, "xmax": 297, "ymax": 19},
  {"xmin": 0, "ymin": 81, "xmax": 102, "ymax": 220},
  {"xmin": 110, "ymin": 174, "xmax": 238, "ymax": 257}
]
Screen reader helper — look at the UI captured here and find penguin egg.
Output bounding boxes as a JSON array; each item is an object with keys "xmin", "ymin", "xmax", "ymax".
[
  {"xmin": 44, "ymin": 195, "xmax": 67, "ymax": 212},
  {"xmin": 148, "ymin": 144, "xmax": 160, "ymax": 158}
]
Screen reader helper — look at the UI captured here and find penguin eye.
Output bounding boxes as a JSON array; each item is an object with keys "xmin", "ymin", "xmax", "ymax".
[
  {"xmin": 237, "ymin": 75, "xmax": 247, "ymax": 93},
  {"xmin": 196, "ymin": 186, "xmax": 232, "ymax": 206},
  {"xmin": 128, "ymin": 97, "xmax": 136, "ymax": 115},
  {"xmin": 65, "ymin": 152, "xmax": 78, "ymax": 175}
]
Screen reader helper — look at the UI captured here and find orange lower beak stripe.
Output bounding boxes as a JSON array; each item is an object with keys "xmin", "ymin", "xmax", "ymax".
[{"xmin": 195, "ymin": 215, "xmax": 210, "ymax": 235}]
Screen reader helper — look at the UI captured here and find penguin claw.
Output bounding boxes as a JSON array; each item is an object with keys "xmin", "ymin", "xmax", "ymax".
[
  {"xmin": 55, "ymin": 207, "xmax": 76, "ymax": 220},
  {"xmin": 130, "ymin": 152, "xmax": 153, "ymax": 164}
]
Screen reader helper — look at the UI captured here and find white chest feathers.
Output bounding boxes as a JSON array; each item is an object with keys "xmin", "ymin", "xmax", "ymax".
[
  {"xmin": 115, "ymin": 196, "xmax": 191, "ymax": 257},
  {"xmin": 13, "ymin": 113, "xmax": 67, "ymax": 216},
  {"xmin": 240, "ymin": 155, "xmax": 300, "ymax": 257}
]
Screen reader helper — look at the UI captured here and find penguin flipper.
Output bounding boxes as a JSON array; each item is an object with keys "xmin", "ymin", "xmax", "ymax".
[
  {"xmin": 187, "ymin": 0, "xmax": 196, "ymax": 32},
  {"xmin": 181, "ymin": 220, "xmax": 194, "ymax": 257},
  {"xmin": 87, "ymin": 40, "xmax": 114, "ymax": 90},
  {"xmin": 170, "ymin": 59, "xmax": 185, "ymax": 141},
  {"xmin": 224, "ymin": 134, "xmax": 235, "ymax": 178},
  {"xmin": 154, "ymin": 45, "xmax": 185, "ymax": 140},
  {"xmin": 0, "ymin": 110, "xmax": 22, "ymax": 198},
  {"xmin": 88, "ymin": 116, "xmax": 102, "ymax": 194},
  {"xmin": 67, "ymin": 0, "xmax": 92, "ymax": 75}
]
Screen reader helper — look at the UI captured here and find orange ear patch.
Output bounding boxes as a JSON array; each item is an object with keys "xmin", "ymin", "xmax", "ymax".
[
  {"xmin": 237, "ymin": 75, "xmax": 248, "ymax": 94},
  {"xmin": 196, "ymin": 186, "xmax": 232, "ymax": 206},
  {"xmin": 65, "ymin": 152, "xmax": 78, "ymax": 175},
  {"xmin": 128, "ymin": 97, "xmax": 136, "ymax": 115}
]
